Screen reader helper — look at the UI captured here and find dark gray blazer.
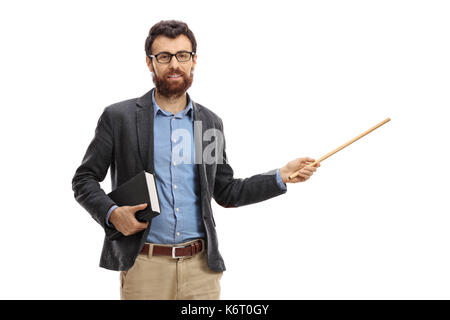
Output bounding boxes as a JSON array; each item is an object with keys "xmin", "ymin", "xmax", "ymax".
[{"xmin": 72, "ymin": 88, "xmax": 287, "ymax": 272}]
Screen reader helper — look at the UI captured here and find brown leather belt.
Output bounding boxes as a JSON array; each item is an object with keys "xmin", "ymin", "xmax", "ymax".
[{"xmin": 140, "ymin": 239, "xmax": 203, "ymax": 258}]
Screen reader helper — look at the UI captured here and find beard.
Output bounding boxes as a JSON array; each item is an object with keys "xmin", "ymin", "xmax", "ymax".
[{"xmin": 152, "ymin": 69, "xmax": 194, "ymax": 99}]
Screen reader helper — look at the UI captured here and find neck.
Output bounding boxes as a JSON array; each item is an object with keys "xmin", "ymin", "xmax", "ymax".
[{"xmin": 154, "ymin": 89, "xmax": 188, "ymax": 114}]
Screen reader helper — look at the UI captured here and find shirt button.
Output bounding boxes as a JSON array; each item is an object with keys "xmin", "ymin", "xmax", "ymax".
[
  {"xmin": 173, "ymin": 161, "xmax": 177, "ymax": 166},
  {"xmin": 174, "ymin": 184, "xmax": 177, "ymax": 189},
  {"xmin": 172, "ymin": 138, "xmax": 177, "ymax": 143},
  {"xmin": 176, "ymin": 208, "xmax": 179, "ymax": 212},
  {"xmin": 176, "ymin": 232, "xmax": 180, "ymax": 236}
]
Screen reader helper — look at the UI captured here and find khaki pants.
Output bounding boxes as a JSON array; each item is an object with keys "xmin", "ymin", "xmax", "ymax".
[{"xmin": 120, "ymin": 239, "xmax": 223, "ymax": 300}]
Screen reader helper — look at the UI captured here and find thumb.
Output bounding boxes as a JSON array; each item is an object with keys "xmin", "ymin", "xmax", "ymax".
[
  {"xmin": 132, "ymin": 203, "xmax": 148, "ymax": 212},
  {"xmin": 297, "ymin": 158, "xmax": 315, "ymax": 167}
]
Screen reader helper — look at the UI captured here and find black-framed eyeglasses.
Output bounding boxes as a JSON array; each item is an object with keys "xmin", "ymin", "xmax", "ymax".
[{"xmin": 148, "ymin": 50, "xmax": 195, "ymax": 64}]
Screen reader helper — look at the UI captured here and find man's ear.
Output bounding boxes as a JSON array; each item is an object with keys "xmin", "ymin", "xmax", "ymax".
[
  {"xmin": 191, "ymin": 53, "xmax": 197, "ymax": 72},
  {"xmin": 146, "ymin": 56, "xmax": 154, "ymax": 73}
]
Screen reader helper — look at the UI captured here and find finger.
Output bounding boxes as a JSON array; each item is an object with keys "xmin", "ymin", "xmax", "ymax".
[
  {"xmin": 137, "ymin": 221, "xmax": 149, "ymax": 230},
  {"xmin": 131, "ymin": 203, "xmax": 148, "ymax": 212},
  {"xmin": 300, "ymin": 169, "xmax": 313, "ymax": 176},
  {"xmin": 312, "ymin": 162, "xmax": 321, "ymax": 167},
  {"xmin": 132, "ymin": 219, "xmax": 148, "ymax": 230},
  {"xmin": 304, "ymin": 163, "xmax": 319, "ymax": 171},
  {"xmin": 299, "ymin": 157, "xmax": 315, "ymax": 164}
]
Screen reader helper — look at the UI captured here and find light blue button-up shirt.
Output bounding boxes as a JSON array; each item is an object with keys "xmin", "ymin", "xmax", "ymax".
[
  {"xmin": 106, "ymin": 90, "xmax": 287, "ymax": 243},
  {"xmin": 145, "ymin": 90, "xmax": 205, "ymax": 243}
]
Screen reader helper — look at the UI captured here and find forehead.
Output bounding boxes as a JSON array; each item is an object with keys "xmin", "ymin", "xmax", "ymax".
[{"xmin": 151, "ymin": 35, "xmax": 193, "ymax": 53}]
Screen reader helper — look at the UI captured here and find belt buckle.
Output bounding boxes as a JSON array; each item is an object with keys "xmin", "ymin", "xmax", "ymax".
[{"xmin": 172, "ymin": 246, "xmax": 185, "ymax": 258}]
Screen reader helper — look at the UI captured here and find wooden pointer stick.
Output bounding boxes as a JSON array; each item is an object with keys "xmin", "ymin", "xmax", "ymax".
[{"xmin": 288, "ymin": 117, "xmax": 391, "ymax": 180}]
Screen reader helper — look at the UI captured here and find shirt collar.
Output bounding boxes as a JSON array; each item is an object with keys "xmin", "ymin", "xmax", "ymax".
[{"xmin": 152, "ymin": 89, "xmax": 193, "ymax": 119}]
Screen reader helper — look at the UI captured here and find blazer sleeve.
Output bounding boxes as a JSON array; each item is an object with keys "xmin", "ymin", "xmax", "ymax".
[
  {"xmin": 212, "ymin": 120, "xmax": 287, "ymax": 208},
  {"xmin": 72, "ymin": 108, "xmax": 117, "ymax": 232}
]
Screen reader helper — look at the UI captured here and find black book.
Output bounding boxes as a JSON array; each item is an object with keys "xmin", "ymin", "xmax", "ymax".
[{"xmin": 105, "ymin": 170, "xmax": 161, "ymax": 240}]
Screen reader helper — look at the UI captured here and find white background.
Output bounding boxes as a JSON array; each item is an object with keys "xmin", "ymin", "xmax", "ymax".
[{"xmin": 0, "ymin": 0, "xmax": 449, "ymax": 299}]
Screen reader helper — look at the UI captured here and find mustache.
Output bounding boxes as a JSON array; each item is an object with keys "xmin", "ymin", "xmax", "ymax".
[{"xmin": 166, "ymin": 69, "xmax": 185, "ymax": 75}]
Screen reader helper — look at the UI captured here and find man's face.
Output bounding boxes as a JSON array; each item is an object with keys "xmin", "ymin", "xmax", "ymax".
[{"xmin": 146, "ymin": 35, "xmax": 197, "ymax": 98}]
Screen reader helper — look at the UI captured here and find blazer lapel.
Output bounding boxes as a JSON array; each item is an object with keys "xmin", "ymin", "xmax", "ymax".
[
  {"xmin": 136, "ymin": 89, "xmax": 209, "ymax": 191},
  {"xmin": 136, "ymin": 88, "xmax": 155, "ymax": 173},
  {"xmin": 193, "ymin": 101, "xmax": 211, "ymax": 195}
]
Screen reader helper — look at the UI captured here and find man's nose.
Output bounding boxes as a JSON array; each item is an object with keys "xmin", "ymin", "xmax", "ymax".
[{"xmin": 169, "ymin": 55, "xmax": 181, "ymax": 68}]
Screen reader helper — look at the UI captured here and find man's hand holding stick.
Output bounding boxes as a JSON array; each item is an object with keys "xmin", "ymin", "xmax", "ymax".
[{"xmin": 279, "ymin": 118, "xmax": 391, "ymax": 184}]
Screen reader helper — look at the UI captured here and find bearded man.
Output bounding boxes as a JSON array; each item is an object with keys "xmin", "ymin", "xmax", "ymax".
[{"xmin": 72, "ymin": 20, "xmax": 320, "ymax": 300}]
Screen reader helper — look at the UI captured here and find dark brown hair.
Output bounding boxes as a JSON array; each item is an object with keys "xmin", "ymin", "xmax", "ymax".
[{"xmin": 145, "ymin": 20, "xmax": 197, "ymax": 58}]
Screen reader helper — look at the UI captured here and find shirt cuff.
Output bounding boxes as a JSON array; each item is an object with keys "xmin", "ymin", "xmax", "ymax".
[
  {"xmin": 106, "ymin": 205, "xmax": 118, "ymax": 227},
  {"xmin": 275, "ymin": 168, "xmax": 287, "ymax": 191}
]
